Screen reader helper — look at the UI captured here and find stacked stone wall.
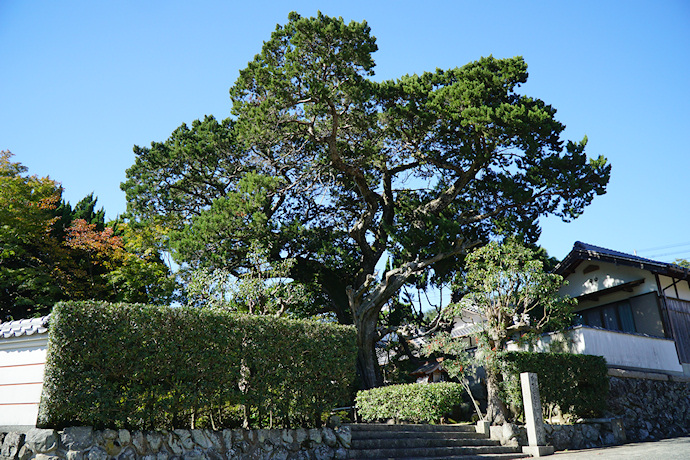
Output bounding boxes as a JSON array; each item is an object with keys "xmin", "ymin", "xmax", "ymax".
[
  {"xmin": 544, "ymin": 373, "xmax": 690, "ymax": 449},
  {"xmin": 543, "ymin": 419, "xmax": 625, "ymax": 451},
  {"xmin": 488, "ymin": 419, "xmax": 625, "ymax": 451},
  {"xmin": 488, "ymin": 373, "xmax": 690, "ymax": 451},
  {"xmin": 0, "ymin": 426, "xmax": 351, "ymax": 460},
  {"xmin": 607, "ymin": 374, "xmax": 690, "ymax": 441}
]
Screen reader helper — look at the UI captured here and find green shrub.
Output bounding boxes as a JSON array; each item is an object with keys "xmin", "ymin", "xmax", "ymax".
[
  {"xmin": 38, "ymin": 301, "xmax": 357, "ymax": 430},
  {"xmin": 499, "ymin": 351, "xmax": 609, "ymax": 420},
  {"xmin": 356, "ymin": 383, "xmax": 464, "ymax": 424}
]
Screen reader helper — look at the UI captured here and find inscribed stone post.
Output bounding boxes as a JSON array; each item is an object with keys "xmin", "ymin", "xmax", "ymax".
[{"xmin": 520, "ymin": 372, "xmax": 554, "ymax": 457}]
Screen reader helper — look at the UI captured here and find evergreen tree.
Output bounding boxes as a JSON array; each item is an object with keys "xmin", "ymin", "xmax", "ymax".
[{"xmin": 123, "ymin": 13, "xmax": 610, "ymax": 388}]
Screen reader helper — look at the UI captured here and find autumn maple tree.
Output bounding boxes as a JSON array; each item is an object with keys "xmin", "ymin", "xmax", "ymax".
[{"xmin": 0, "ymin": 151, "xmax": 176, "ymax": 320}]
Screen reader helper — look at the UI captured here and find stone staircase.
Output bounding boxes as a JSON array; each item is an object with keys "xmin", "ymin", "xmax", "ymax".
[{"xmin": 346, "ymin": 423, "xmax": 529, "ymax": 459}]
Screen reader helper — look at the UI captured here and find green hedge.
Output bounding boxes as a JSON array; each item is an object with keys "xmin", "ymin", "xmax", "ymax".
[
  {"xmin": 356, "ymin": 383, "xmax": 464, "ymax": 423},
  {"xmin": 38, "ymin": 301, "xmax": 357, "ymax": 430},
  {"xmin": 499, "ymin": 351, "xmax": 609, "ymax": 420}
]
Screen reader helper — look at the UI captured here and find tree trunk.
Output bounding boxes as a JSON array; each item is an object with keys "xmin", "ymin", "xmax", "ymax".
[
  {"xmin": 461, "ymin": 379, "xmax": 484, "ymax": 420},
  {"xmin": 354, "ymin": 305, "xmax": 383, "ymax": 389},
  {"xmin": 348, "ymin": 249, "xmax": 471, "ymax": 389},
  {"xmin": 484, "ymin": 365, "xmax": 508, "ymax": 424}
]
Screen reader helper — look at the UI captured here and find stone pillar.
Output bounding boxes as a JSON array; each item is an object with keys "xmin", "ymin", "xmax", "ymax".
[
  {"xmin": 520, "ymin": 372, "xmax": 554, "ymax": 457},
  {"xmin": 476, "ymin": 420, "xmax": 490, "ymax": 435}
]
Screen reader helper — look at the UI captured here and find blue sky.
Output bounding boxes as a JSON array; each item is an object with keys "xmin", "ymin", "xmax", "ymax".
[{"xmin": 1, "ymin": 0, "xmax": 689, "ymax": 263}]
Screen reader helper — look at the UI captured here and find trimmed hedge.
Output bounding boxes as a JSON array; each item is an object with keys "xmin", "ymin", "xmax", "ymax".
[
  {"xmin": 356, "ymin": 383, "xmax": 464, "ymax": 423},
  {"xmin": 38, "ymin": 301, "xmax": 357, "ymax": 430},
  {"xmin": 499, "ymin": 351, "xmax": 609, "ymax": 420}
]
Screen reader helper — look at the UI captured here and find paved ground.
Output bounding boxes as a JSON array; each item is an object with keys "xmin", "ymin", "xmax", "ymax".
[{"xmin": 549, "ymin": 436, "xmax": 690, "ymax": 459}]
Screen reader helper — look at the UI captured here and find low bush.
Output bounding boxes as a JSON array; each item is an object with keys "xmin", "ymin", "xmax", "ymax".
[
  {"xmin": 38, "ymin": 301, "xmax": 357, "ymax": 430},
  {"xmin": 356, "ymin": 382, "xmax": 464, "ymax": 423},
  {"xmin": 499, "ymin": 351, "xmax": 609, "ymax": 420}
]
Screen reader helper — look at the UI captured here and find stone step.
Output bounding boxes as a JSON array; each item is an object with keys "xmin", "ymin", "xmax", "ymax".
[
  {"xmin": 348, "ymin": 423, "xmax": 477, "ymax": 433},
  {"xmin": 347, "ymin": 445, "xmax": 523, "ymax": 459},
  {"xmin": 344, "ymin": 423, "xmax": 526, "ymax": 460},
  {"xmin": 360, "ymin": 454, "xmax": 530, "ymax": 460},
  {"xmin": 351, "ymin": 430, "xmax": 489, "ymax": 441},
  {"xmin": 352, "ymin": 437, "xmax": 503, "ymax": 449}
]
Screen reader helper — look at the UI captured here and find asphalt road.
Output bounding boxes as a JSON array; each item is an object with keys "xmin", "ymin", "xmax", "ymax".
[{"xmin": 549, "ymin": 436, "xmax": 690, "ymax": 459}]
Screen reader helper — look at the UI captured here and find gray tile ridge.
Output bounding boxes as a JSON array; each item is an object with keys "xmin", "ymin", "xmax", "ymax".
[{"xmin": 0, "ymin": 314, "xmax": 50, "ymax": 338}]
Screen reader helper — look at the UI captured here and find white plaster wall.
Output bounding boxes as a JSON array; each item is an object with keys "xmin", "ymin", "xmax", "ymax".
[
  {"xmin": 658, "ymin": 274, "xmax": 690, "ymax": 301},
  {"xmin": 508, "ymin": 329, "xmax": 585, "ymax": 354},
  {"xmin": 578, "ymin": 327, "xmax": 682, "ymax": 373},
  {"xmin": 508, "ymin": 326, "xmax": 683, "ymax": 374},
  {"xmin": 0, "ymin": 335, "xmax": 48, "ymax": 428},
  {"xmin": 559, "ymin": 261, "xmax": 659, "ymax": 310}
]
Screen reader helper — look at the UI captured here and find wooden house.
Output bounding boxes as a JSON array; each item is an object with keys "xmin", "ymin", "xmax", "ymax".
[{"xmin": 546, "ymin": 242, "xmax": 690, "ymax": 375}]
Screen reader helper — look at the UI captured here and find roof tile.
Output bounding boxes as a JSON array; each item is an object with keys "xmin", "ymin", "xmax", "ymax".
[{"xmin": 0, "ymin": 315, "xmax": 50, "ymax": 339}]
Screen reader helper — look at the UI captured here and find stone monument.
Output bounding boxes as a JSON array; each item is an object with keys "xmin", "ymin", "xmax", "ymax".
[{"xmin": 520, "ymin": 372, "xmax": 554, "ymax": 457}]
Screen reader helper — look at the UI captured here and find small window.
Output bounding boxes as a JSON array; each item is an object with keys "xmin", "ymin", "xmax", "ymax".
[
  {"xmin": 631, "ymin": 293, "xmax": 665, "ymax": 337},
  {"xmin": 618, "ymin": 303, "xmax": 636, "ymax": 333},
  {"xmin": 602, "ymin": 305, "xmax": 620, "ymax": 330},
  {"xmin": 585, "ymin": 309, "xmax": 603, "ymax": 328}
]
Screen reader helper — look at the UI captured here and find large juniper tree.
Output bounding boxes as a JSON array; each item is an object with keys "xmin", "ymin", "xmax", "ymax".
[{"xmin": 122, "ymin": 12, "xmax": 610, "ymax": 388}]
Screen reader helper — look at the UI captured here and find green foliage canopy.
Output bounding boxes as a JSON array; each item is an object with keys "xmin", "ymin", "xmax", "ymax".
[
  {"xmin": 122, "ymin": 12, "xmax": 610, "ymax": 388},
  {"xmin": 0, "ymin": 151, "xmax": 176, "ymax": 320},
  {"xmin": 456, "ymin": 238, "xmax": 576, "ymax": 350},
  {"xmin": 184, "ymin": 249, "xmax": 319, "ymax": 318},
  {"xmin": 0, "ymin": 150, "xmax": 64, "ymax": 317}
]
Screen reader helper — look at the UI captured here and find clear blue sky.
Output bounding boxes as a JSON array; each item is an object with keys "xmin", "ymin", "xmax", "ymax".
[{"xmin": 2, "ymin": 0, "xmax": 689, "ymax": 263}]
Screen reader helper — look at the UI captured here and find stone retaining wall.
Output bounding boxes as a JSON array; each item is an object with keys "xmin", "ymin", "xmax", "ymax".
[
  {"xmin": 607, "ymin": 373, "xmax": 690, "ymax": 441},
  {"xmin": 0, "ymin": 426, "xmax": 351, "ymax": 460},
  {"xmin": 544, "ymin": 419, "xmax": 626, "ymax": 451},
  {"xmin": 489, "ymin": 371, "xmax": 690, "ymax": 451},
  {"xmin": 488, "ymin": 419, "xmax": 625, "ymax": 451}
]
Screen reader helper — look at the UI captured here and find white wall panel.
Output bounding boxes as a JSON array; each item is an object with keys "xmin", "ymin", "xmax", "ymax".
[
  {"xmin": 0, "ymin": 335, "xmax": 48, "ymax": 428},
  {"xmin": 509, "ymin": 326, "xmax": 684, "ymax": 374}
]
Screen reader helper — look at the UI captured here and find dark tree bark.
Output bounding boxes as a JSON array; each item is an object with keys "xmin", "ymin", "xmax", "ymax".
[{"xmin": 484, "ymin": 366, "xmax": 509, "ymax": 424}]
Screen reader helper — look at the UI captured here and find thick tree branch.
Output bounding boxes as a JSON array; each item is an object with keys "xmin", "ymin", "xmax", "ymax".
[
  {"xmin": 351, "ymin": 237, "xmax": 480, "ymax": 321},
  {"xmin": 372, "ymin": 165, "xmax": 394, "ymax": 257},
  {"xmin": 325, "ymin": 104, "xmax": 382, "ymax": 269},
  {"xmin": 414, "ymin": 154, "xmax": 487, "ymax": 219},
  {"xmin": 389, "ymin": 161, "xmax": 420, "ymax": 175}
]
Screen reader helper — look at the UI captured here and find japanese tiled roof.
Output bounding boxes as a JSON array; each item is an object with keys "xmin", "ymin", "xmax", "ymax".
[
  {"xmin": 450, "ymin": 321, "xmax": 484, "ymax": 338},
  {"xmin": 410, "ymin": 358, "xmax": 443, "ymax": 376},
  {"xmin": 0, "ymin": 315, "xmax": 50, "ymax": 339},
  {"xmin": 554, "ymin": 241, "xmax": 690, "ymax": 280},
  {"xmin": 457, "ymin": 297, "xmax": 482, "ymax": 314}
]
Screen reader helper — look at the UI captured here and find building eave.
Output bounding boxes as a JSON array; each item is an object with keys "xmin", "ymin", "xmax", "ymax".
[{"xmin": 554, "ymin": 241, "xmax": 690, "ymax": 281}]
